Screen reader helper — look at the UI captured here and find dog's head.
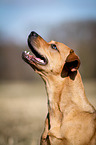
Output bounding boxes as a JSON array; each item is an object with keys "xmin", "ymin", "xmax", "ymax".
[{"xmin": 22, "ymin": 31, "xmax": 80, "ymax": 78}]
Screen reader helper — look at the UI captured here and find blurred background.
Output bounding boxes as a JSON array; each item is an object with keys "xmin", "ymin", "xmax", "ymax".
[{"xmin": 0, "ymin": 0, "xmax": 96, "ymax": 145}]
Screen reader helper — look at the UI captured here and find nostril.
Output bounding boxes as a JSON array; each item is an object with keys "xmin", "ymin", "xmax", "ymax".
[{"xmin": 30, "ymin": 31, "xmax": 38, "ymax": 38}]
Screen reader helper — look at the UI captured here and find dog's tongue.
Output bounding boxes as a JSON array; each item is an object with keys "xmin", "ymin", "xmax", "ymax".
[
  {"xmin": 28, "ymin": 54, "xmax": 44, "ymax": 63},
  {"xmin": 35, "ymin": 57, "xmax": 44, "ymax": 63}
]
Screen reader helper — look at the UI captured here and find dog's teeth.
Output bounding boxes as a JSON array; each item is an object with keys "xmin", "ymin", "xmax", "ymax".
[
  {"xmin": 40, "ymin": 60, "xmax": 44, "ymax": 63},
  {"xmin": 35, "ymin": 58, "xmax": 44, "ymax": 63}
]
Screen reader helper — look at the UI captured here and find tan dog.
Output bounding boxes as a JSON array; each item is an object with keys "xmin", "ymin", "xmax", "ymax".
[{"xmin": 22, "ymin": 31, "xmax": 96, "ymax": 145}]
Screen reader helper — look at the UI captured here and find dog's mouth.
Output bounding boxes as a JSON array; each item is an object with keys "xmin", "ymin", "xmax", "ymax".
[{"xmin": 22, "ymin": 43, "xmax": 48, "ymax": 66}]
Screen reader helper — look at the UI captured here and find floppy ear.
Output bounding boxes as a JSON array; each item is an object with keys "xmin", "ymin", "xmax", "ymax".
[
  {"xmin": 65, "ymin": 50, "xmax": 80, "ymax": 72},
  {"xmin": 61, "ymin": 50, "xmax": 80, "ymax": 77}
]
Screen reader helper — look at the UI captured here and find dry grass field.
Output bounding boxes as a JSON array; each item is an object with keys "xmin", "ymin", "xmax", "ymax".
[{"xmin": 0, "ymin": 80, "xmax": 96, "ymax": 145}]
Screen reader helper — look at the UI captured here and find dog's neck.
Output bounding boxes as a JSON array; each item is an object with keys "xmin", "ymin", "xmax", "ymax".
[
  {"xmin": 43, "ymin": 71, "xmax": 94, "ymax": 115},
  {"xmin": 41, "ymin": 70, "xmax": 95, "ymax": 129}
]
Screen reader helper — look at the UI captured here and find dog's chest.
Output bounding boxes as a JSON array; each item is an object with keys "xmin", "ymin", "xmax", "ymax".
[{"xmin": 48, "ymin": 99, "xmax": 63, "ymax": 129}]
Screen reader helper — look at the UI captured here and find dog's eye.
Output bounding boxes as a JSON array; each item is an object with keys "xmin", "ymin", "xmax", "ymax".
[{"xmin": 51, "ymin": 44, "xmax": 58, "ymax": 51}]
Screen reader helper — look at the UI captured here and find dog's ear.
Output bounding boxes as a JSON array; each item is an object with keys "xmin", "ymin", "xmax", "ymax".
[
  {"xmin": 61, "ymin": 50, "xmax": 80, "ymax": 77},
  {"xmin": 65, "ymin": 50, "xmax": 80, "ymax": 72}
]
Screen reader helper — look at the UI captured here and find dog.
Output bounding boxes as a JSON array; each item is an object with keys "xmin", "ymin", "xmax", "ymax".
[{"xmin": 22, "ymin": 31, "xmax": 96, "ymax": 145}]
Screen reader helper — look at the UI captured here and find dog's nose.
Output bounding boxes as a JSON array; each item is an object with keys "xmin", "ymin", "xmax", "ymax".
[{"xmin": 29, "ymin": 31, "xmax": 38, "ymax": 38}]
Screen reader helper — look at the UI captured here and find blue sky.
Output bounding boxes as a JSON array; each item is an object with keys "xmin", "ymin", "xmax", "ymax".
[{"xmin": 0, "ymin": 0, "xmax": 96, "ymax": 44}]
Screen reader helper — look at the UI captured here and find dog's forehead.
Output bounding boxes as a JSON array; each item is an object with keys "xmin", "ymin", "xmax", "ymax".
[
  {"xmin": 49, "ymin": 40, "xmax": 62, "ymax": 44},
  {"xmin": 49, "ymin": 40, "xmax": 68, "ymax": 47},
  {"xmin": 49, "ymin": 40, "xmax": 55, "ymax": 44}
]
